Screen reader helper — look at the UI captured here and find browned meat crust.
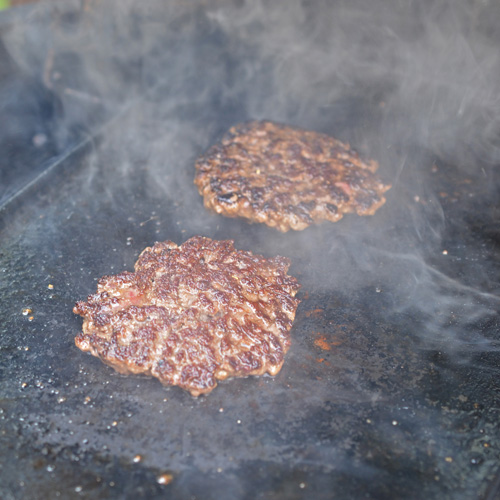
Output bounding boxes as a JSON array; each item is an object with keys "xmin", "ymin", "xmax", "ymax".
[
  {"xmin": 73, "ymin": 236, "xmax": 300, "ymax": 396},
  {"xmin": 194, "ymin": 120, "xmax": 391, "ymax": 232}
]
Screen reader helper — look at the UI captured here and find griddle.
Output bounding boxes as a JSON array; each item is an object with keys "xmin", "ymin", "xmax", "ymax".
[{"xmin": 1, "ymin": 1, "xmax": 500, "ymax": 499}]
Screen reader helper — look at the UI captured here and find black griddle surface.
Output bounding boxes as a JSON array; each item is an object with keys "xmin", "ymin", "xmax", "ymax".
[{"xmin": 1, "ymin": 2, "xmax": 500, "ymax": 499}]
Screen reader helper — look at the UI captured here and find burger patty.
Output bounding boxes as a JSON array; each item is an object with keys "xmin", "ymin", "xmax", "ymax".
[
  {"xmin": 194, "ymin": 120, "xmax": 391, "ymax": 232},
  {"xmin": 73, "ymin": 236, "xmax": 301, "ymax": 396}
]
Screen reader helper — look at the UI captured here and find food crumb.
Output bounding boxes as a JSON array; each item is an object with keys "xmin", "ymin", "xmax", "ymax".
[
  {"xmin": 445, "ymin": 457, "xmax": 453, "ymax": 463},
  {"xmin": 157, "ymin": 473, "xmax": 173, "ymax": 485},
  {"xmin": 22, "ymin": 308, "xmax": 32, "ymax": 316},
  {"xmin": 219, "ymin": 408, "xmax": 224, "ymax": 413},
  {"xmin": 48, "ymin": 284, "xmax": 54, "ymax": 289},
  {"xmin": 133, "ymin": 455, "xmax": 142, "ymax": 463},
  {"xmin": 442, "ymin": 250, "xmax": 448, "ymax": 255}
]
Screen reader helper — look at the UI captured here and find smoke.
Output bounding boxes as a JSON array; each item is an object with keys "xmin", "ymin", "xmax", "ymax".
[
  {"xmin": 207, "ymin": 0, "xmax": 500, "ymax": 168},
  {"xmin": 4, "ymin": 0, "xmax": 500, "ymax": 166},
  {"xmin": 2, "ymin": 0, "xmax": 500, "ymax": 351}
]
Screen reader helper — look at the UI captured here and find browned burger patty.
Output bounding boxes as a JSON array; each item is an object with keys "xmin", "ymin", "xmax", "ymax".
[
  {"xmin": 194, "ymin": 120, "xmax": 391, "ymax": 232},
  {"xmin": 73, "ymin": 236, "xmax": 300, "ymax": 396}
]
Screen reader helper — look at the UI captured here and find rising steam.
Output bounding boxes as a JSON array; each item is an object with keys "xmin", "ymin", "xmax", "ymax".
[{"xmin": 2, "ymin": 0, "xmax": 499, "ymax": 356}]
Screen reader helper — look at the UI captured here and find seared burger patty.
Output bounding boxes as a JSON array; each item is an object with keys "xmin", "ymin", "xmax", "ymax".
[
  {"xmin": 195, "ymin": 120, "xmax": 391, "ymax": 232},
  {"xmin": 73, "ymin": 236, "xmax": 300, "ymax": 396}
]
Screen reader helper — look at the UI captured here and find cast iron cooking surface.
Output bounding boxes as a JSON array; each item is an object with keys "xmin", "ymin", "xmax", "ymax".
[
  {"xmin": 1, "ymin": 90, "xmax": 499, "ymax": 500},
  {"xmin": 1, "ymin": 1, "xmax": 500, "ymax": 499}
]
